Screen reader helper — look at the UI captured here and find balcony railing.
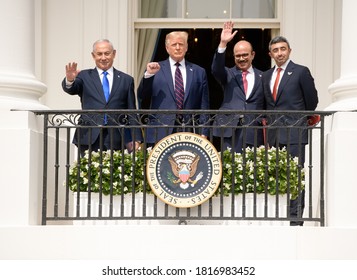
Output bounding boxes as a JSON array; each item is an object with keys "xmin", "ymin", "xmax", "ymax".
[{"xmin": 34, "ymin": 109, "xmax": 329, "ymax": 226}]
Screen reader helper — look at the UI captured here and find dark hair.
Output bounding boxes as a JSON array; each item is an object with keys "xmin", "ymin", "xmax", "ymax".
[{"xmin": 269, "ymin": 36, "xmax": 290, "ymax": 51}]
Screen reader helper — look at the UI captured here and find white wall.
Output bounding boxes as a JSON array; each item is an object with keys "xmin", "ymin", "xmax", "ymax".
[
  {"xmin": 0, "ymin": 111, "xmax": 43, "ymax": 225},
  {"xmin": 40, "ymin": 0, "xmax": 336, "ymax": 111},
  {"xmin": 281, "ymin": 0, "xmax": 337, "ymax": 110},
  {"xmin": 40, "ymin": 0, "xmax": 131, "ymax": 110},
  {"xmin": 1, "ymin": 225, "xmax": 357, "ymax": 260}
]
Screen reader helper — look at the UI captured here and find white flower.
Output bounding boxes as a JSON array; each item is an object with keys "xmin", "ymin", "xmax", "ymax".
[{"xmin": 224, "ymin": 183, "xmax": 231, "ymax": 189}]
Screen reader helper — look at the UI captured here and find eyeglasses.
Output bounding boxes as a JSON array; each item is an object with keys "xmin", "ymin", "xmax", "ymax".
[{"xmin": 235, "ymin": 53, "xmax": 249, "ymax": 59}]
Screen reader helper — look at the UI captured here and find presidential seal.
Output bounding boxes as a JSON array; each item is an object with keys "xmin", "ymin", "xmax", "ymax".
[{"xmin": 146, "ymin": 132, "xmax": 222, "ymax": 208}]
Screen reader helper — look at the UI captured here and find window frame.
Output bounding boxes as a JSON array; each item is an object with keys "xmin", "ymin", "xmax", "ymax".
[{"xmin": 131, "ymin": 0, "xmax": 282, "ymax": 85}]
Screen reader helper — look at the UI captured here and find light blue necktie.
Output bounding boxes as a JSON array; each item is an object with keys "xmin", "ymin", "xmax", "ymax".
[
  {"xmin": 102, "ymin": 71, "xmax": 110, "ymax": 124},
  {"xmin": 102, "ymin": 71, "xmax": 110, "ymax": 102}
]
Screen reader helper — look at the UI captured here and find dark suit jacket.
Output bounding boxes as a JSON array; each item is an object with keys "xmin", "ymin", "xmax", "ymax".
[
  {"xmin": 211, "ymin": 50, "xmax": 265, "ymax": 146},
  {"xmin": 62, "ymin": 67, "xmax": 142, "ymax": 148},
  {"xmin": 137, "ymin": 58, "xmax": 210, "ymax": 143},
  {"xmin": 262, "ymin": 60, "xmax": 318, "ymax": 145}
]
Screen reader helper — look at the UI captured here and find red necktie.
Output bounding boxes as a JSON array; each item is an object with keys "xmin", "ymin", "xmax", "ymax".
[
  {"xmin": 174, "ymin": 62, "xmax": 184, "ymax": 109},
  {"xmin": 242, "ymin": 71, "xmax": 248, "ymax": 94},
  {"xmin": 272, "ymin": 67, "xmax": 282, "ymax": 101}
]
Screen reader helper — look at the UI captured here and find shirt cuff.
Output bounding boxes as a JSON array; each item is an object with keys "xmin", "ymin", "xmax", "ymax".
[
  {"xmin": 65, "ymin": 78, "xmax": 75, "ymax": 88},
  {"xmin": 217, "ymin": 47, "xmax": 226, "ymax": 53},
  {"xmin": 144, "ymin": 71, "xmax": 155, "ymax": 79}
]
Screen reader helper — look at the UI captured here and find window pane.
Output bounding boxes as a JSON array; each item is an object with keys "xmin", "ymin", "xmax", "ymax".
[
  {"xmin": 139, "ymin": 0, "xmax": 276, "ymax": 19},
  {"xmin": 185, "ymin": 0, "xmax": 230, "ymax": 19},
  {"xmin": 232, "ymin": 0, "xmax": 276, "ymax": 18},
  {"xmin": 139, "ymin": 0, "xmax": 183, "ymax": 18}
]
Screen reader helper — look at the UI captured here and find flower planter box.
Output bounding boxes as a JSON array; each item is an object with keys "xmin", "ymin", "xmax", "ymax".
[
  {"xmin": 72, "ymin": 192, "xmax": 288, "ymax": 225},
  {"xmin": 72, "ymin": 192, "xmax": 164, "ymax": 225}
]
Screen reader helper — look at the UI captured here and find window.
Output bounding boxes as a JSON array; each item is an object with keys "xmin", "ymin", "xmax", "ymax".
[
  {"xmin": 139, "ymin": 0, "xmax": 276, "ymax": 19},
  {"xmin": 134, "ymin": 0, "xmax": 279, "ymax": 102}
]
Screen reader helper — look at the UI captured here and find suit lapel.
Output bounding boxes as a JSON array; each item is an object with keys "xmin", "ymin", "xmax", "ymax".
[
  {"xmin": 185, "ymin": 61, "xmax": 194, "ymax": 103},
  {"xmin": 265, "ymin": 68, "xmax": 275, "ymax": 101},
  {"xmin": 232, "ymin": 67, "xmax": 245, "ymax": 96},
  {"xmin": 249, "ymin": 69, "xmax": 262, "ymax": 99},
  {"xmin": 277, "ymin": 61, "xmax": 294, "ymax": 100},
  {"xmin": 90, "ymin": 68, "xmax": 106, "ymax": 102},
  {"xmin": 111, "ymin": 68, "xmax": 122, "ymax": 101},
  {"xmin": 162, "ymin": 60, "xmax": 175, "ymax": 99}
]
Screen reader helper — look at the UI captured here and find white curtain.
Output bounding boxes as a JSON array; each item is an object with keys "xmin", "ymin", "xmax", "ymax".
[{"xmin": 135, "ymin": 0, "xmax": 166, "ymax": 85}]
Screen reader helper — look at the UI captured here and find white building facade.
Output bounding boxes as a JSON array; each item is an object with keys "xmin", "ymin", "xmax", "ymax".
[{"xmin": 1, "ymin": 0, "xmax": 357, "ymax": 260}]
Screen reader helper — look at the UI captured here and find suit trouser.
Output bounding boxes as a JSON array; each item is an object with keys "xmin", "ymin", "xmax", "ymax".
[
  {"xmin": 78, "ymin": 128, "xmax": 118, "ymax": 157},
  {"xmin": 221, "ymin": 127, "xmax": 264, "ymax": 153},
  {"xmin": 146, "ymin": 117, "xmax": 195, "ymax": 147},
  {"xmin": 279, "ymin": 143, "xmax": 306, "ymax": 226}
]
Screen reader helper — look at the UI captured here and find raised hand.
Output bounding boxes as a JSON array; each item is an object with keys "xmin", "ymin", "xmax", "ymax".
[
  {"xmin": 65, "ymin": 62, "xmax": 80, "ymax": 82},
  {"xmin": 146, "ymin": 62, "xmax": 161, "ymax": 75},
  {"xmin": 219, "ymin": 21, "xmax": 238, "ymax": 48}
]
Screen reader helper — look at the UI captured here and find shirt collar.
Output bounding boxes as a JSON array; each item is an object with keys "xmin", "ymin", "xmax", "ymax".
[
  {"xmin": 169, "ymin": 57, "xmax": 185, "ymax": 67},
  {"xmin": 275, "ymin": 59, "xmax": 290, "ymax": 71},
  {"xmin": 245, "ymin": 66, "xmax": 253, "ymax": 74},
  {"xmin": 97, "ymin": 67, "xmax": 114, "ymax": 76}
]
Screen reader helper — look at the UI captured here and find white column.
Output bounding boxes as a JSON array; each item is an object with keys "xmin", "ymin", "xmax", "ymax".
[
  {"xmin": 327, "ymin": 0, "xmax": 357, "ymax": 109},
  {"xmin": 326, "ymin": 0, "xmax": 357, "ymax": 227},
  {"xmin": 0, "ymin": 0, "xmax": 47, "ymax": 110},
  {"xmin": 0, "ymin": 0, "xmax": 46, "ymax": 226}
]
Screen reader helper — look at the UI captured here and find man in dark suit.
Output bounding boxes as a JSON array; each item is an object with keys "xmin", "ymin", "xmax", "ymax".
[
  {"xmin": 62, "ymin": 39, "xmax": 142, "ymax": 155},
  {"xmin": 137, "ymin": 31, "xmax": 210, "ymax": 146},
  {"xmin": 211, "ymin": 21, "xmax": 265, "ymax": 152},
  {"xmin": 262, "ymin": 35, "xmax": 319, "ymax": 226}
]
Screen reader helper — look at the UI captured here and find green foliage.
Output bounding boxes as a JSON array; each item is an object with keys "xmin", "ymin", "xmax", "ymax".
[
  {"xmin": 67, "ymin": 149, "xmax": 152, "ymax": 195},
  {"xmin": 220, "ymin": 146, "xmax": 304, "ymax": 200},
  {"xmin": 67, "ymin": 146, "xmax": 304, "ymax": 199}
]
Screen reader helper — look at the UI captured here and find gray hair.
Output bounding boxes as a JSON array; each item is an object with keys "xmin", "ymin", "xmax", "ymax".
[
  {"xmin": 92, "ymin": 39, "xmax": 114, "ymax": 52},
  {"xmin": 269, "ymin": 36, "xmax": 291, "ymax": 51}
]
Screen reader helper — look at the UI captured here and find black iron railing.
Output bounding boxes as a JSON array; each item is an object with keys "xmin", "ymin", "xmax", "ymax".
[{"xmin": 34, "ymin": 109, "xmax": 330, "ymax": 226}]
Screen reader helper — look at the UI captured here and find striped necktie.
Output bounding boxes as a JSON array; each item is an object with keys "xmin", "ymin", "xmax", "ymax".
[{"xmin": 174, "ymin": 62, "xmax": 184, "ymax": 109}]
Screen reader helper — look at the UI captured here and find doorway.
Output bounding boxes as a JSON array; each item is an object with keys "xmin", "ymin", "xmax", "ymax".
[{"xmin": 152, "ymin": 28, "xmax": 272, "ymax": 109}]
